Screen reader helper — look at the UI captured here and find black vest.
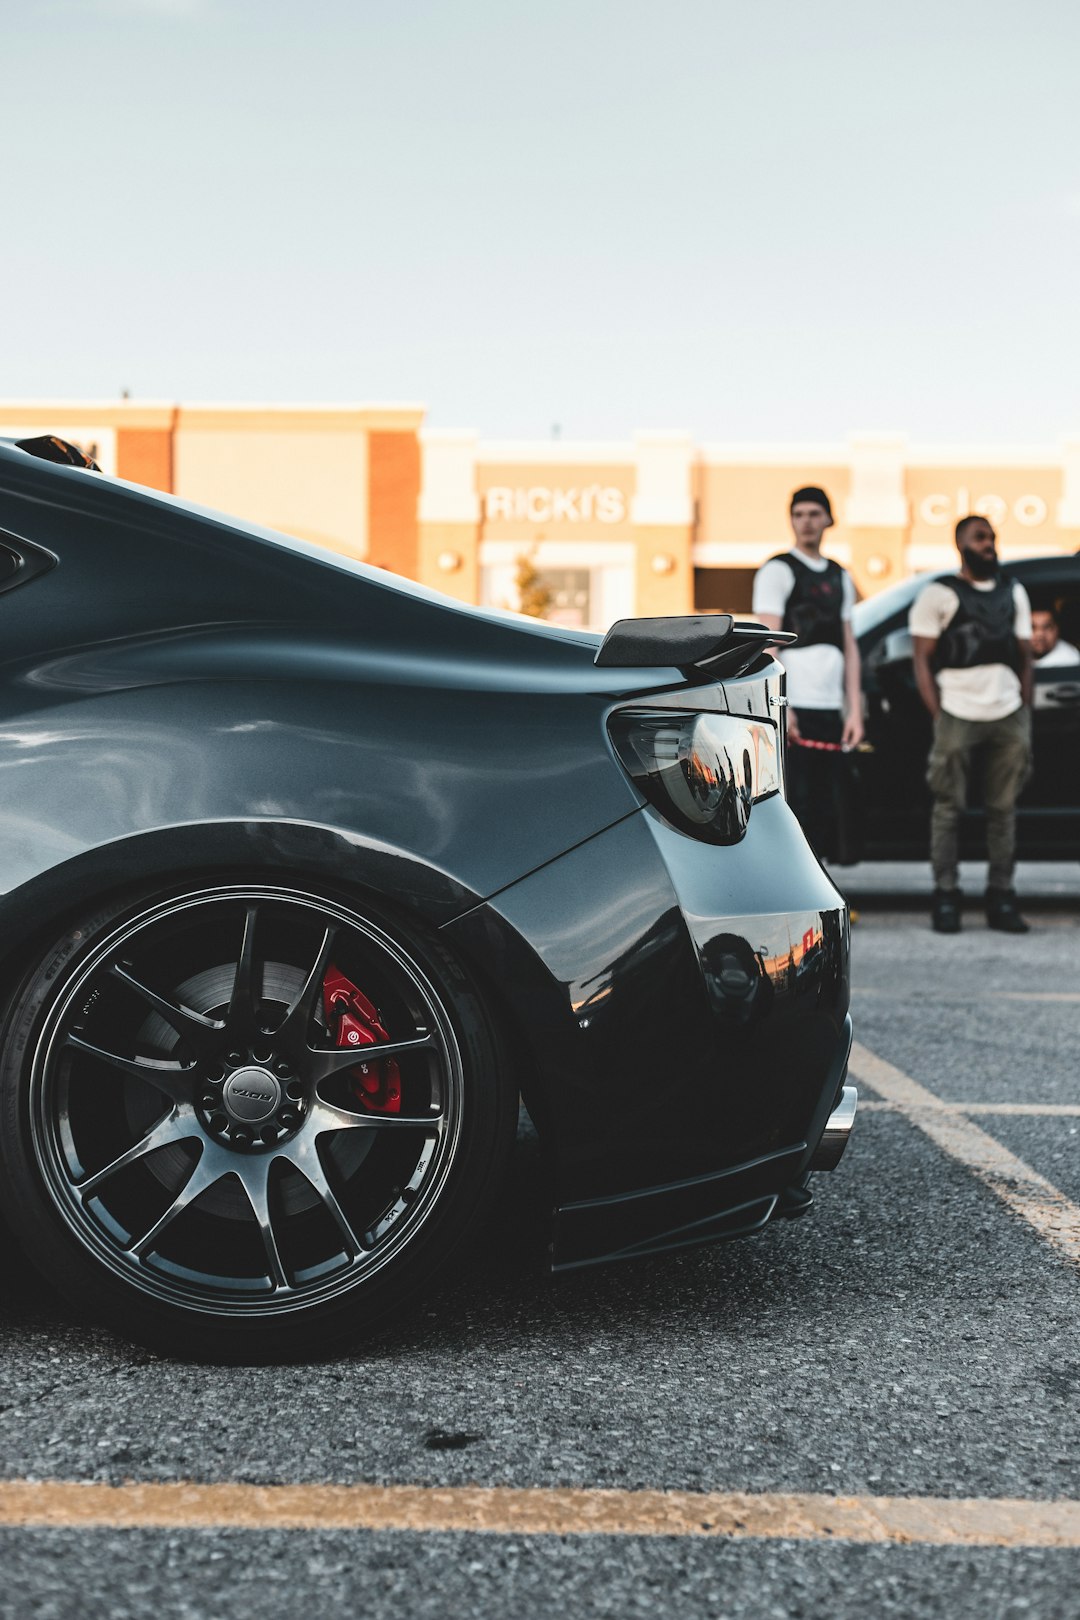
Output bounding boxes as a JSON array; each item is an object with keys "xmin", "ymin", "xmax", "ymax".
[
  {"xmin": 932, "ymin": 576, "xmax": 1021, "ymax": 673},
  {"xmin": 769, "ymin": 552, "xmax": 845, "ymax": 651}
]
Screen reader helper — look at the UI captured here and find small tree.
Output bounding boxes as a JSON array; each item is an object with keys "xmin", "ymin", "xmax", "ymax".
[{"xmin": 515, "ymin": 549, "xmax": 552, "ymax": 619}]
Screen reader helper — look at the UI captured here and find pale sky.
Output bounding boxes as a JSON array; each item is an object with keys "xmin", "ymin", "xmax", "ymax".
[{"xmin": 2, "ymin": 0, "xmax": 1079, "ymax": 442}]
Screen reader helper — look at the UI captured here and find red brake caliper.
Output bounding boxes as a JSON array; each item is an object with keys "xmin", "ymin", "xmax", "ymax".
[{"xmin": 322, "ymin": 964, "xmax": 401, "ymax": 1113}]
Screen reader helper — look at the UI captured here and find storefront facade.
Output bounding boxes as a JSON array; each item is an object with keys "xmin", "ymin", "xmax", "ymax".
[
  {"xmin": 415, "ymin": 428, "xmax": 1080, "ymax": 620},
  {"xmin": 3, "ymin": 401, "xmax": 1078, "ymax": 627}
]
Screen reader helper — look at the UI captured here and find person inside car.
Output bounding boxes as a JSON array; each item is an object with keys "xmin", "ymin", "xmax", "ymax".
[
  {"xmin": 752, "ymin": 486, "xmax": 863, "ymax": 863},
  {"xmin": 910, "ymin": 515, "xmax": 1034, "ymax": 935},
  {"xmin": 1031, "ymin": 606, "xmax": 1080, "ymax": 667}
]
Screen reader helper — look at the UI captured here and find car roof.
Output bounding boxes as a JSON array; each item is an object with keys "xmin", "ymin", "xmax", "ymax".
[
  {"xmin": 853, "ymin": 552, "xmax": 1080, "ymax": 634},
  {"xmin": 0, "ymin": 437, "xmax": 604, "ymax": 653}
]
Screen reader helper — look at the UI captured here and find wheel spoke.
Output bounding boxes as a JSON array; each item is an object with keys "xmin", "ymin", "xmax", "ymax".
[
  {"xmin": 236, "ymin": 1160, "xmax": 289, "ymax": 1289},
  {"xmin": 77, "ymin": 1107, "xmax": 201, "ymax": 1198},
  {"xmin": 302, "ymin": 1030, "xmax": 438, "ymax": 1084},
  {"xmin": 225, "ymin": 904, "xmax": 260, "ymax": 1044},
  {"xmin": 66, "ymin": 1032, "xmax": 198, "ymax": 1108},
  {"xmin": 279, "ymin": 1136, "xmax": 365, "ymax": 1258},
  {"xmin": 309, "ymin": 1095, "xmax": 444, "ymax": 1134},
  {"xmin": 129, "ymin": 1141, "xmax": 233, "ymax": 1257},
  {"xmin": 273, "ymin": 926, "xmax": 336, "ymax": 1056},
  {"xmin": 110, "ymin": 964, "xmax": 223, "ymax": 1055}
]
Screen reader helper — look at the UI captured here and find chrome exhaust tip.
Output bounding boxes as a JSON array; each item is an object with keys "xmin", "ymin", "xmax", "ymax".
[{"xmin": 810, "ymin": 1084, "xmax": 857, "ymax": 1171}]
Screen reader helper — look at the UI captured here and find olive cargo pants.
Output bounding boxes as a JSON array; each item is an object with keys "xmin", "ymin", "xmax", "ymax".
[{"xmin": 926, "ymin": 706, "xmax": 1032, "ymax": 891}]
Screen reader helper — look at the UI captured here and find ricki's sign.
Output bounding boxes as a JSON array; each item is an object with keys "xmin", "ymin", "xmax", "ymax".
[{"xmin": 484, "ymin": 485, "xmax": 626, "ymax": 525}]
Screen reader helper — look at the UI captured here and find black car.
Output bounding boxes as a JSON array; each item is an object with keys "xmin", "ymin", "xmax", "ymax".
[
  {"xmin": 855, "ymin": 554, "xmax": 1080, "ymax": 860},
  {"xmin": 0, "ymin": 438, "xmax": 854, "ymax": 1359}
]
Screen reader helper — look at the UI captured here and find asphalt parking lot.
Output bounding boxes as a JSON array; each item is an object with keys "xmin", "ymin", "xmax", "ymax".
[{"xmin": 0, "ymin": 864, "xmax": 1078, "ymax": 1620}]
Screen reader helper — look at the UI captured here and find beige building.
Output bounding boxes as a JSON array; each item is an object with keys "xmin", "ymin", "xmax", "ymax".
[{"xmin": 3, "ymin": 401, "xmax": 1079, "ymax": 629}]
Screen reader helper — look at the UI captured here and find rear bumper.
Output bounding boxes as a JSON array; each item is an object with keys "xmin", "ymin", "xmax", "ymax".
[
  {"xmin": 442, "ymin": 793, "xmax": 853, "ymax": 1270},
  {"xmin": 551, "ymin": 1014, "xmax": 854, "ymax": 1270}
]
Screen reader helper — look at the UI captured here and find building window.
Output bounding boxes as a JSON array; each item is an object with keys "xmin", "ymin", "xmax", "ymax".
[{"xmin": 538, "ymin": 567, "xmax": 591, "ymax": 628}]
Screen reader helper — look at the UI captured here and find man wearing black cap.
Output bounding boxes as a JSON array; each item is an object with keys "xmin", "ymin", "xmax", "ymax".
[{"xmin": 752, "ymin": 487, "xmax": 863, "ymax": 860}]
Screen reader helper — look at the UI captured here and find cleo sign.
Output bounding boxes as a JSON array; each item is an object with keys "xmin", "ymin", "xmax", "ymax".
[
  {"xmin": 918, "ymin": 488, "xmax": 1048, "ymax": 529},
  {"xmin": 485, "ymin": 485, "xmax": 626, "ymax": 524}
]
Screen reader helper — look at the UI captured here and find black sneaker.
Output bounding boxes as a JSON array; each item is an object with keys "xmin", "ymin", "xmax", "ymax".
[
  {"xmin": 986, "ymin": 888, "xmax": 1030, "ymax": 934},
  {"xmin": 931, "ymin": 888, "xmax": 962, "ymax": 933}
]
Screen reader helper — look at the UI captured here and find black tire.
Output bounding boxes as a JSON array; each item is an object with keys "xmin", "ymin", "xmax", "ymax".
[{"xmin": 0, "ymin": 881, "xmax": 516, "ymax": 1361}]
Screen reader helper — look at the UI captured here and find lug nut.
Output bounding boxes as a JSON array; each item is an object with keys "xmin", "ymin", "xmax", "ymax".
[{"xmin": 232, "ymin": 1129, "xmax": 251, "ymax": 1147}]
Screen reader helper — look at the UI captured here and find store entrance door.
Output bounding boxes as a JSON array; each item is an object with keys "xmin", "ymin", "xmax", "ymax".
[{"xmin": 694, "ymin": 566, "xmax": 756, "ymax": 615}]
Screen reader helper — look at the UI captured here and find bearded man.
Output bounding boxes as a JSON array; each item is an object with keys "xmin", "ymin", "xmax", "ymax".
[{"xmin": 910, "ymin": 515, "xmax": 1034, "ymax": 934}]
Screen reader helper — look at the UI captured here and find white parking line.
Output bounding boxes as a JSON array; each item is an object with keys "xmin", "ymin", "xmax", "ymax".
[
  {"xmin": 853, "ymin": 989, "xmax": 1080, "ymax": 1004},
  {"xmin": 849, "ymin": 1042, "xmax": 1080, "ymax": 1269},
  {"xmin": 862, "ymin": 1101, "xmax": 1080, "ymax": 1118},
  {"xmin": 993, "ymin": 992, "xmax": 1080, "ymax": 1003}
]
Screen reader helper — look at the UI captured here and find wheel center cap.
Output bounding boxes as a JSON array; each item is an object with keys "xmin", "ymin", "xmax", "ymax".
[{"xmin": 222, "ymin": 1066, "xmax": 282, "ymax": 1126}]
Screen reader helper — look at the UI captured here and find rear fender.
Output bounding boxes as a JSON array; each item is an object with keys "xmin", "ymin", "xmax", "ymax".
[{"xmin": 0, "ymin": 818, "xmax": 478, "ymax": 1009}]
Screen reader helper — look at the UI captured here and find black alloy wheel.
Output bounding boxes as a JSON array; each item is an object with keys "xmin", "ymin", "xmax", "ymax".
[{"xmin": 0, "ymin": 884, "xmax": 514, "ymax": 1359}]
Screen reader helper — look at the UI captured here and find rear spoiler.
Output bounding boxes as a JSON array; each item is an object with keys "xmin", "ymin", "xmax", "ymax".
[{"xmin": 595, "ymin": 615, "xmax": 796, "ymax": 681}]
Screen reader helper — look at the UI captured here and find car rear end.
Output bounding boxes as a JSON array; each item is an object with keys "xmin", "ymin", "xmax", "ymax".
[{"xmin": 444, "ymin": 618, "xmax": 855, "ymax": 1271}]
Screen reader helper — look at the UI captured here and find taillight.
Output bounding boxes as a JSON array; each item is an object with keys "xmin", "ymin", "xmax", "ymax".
[{"xmin": 608, "ymin": 709, "xmax": 783, "ymax": 844}]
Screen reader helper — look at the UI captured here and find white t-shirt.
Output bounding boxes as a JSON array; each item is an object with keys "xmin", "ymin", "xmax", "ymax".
[
  {"xmin": 1037, "ymin": 639, "xmax": 1080, "ymax": 668},
  {"xmin": 752, "ymin": 551, "xmax": 855, "ymax": 711},
  {"xmin": 909, "ymin": 578, "xmax": 1032, "ymax": 722}
]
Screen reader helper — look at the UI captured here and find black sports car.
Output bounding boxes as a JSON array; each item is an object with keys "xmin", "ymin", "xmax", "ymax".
[
  {"xmin": 0, "ymin": 438, "xmax": 854, "ymax": 1359},
  {"xmin": 855, "ymin": 554, "xmax": 1080, "ymax": 860}
]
